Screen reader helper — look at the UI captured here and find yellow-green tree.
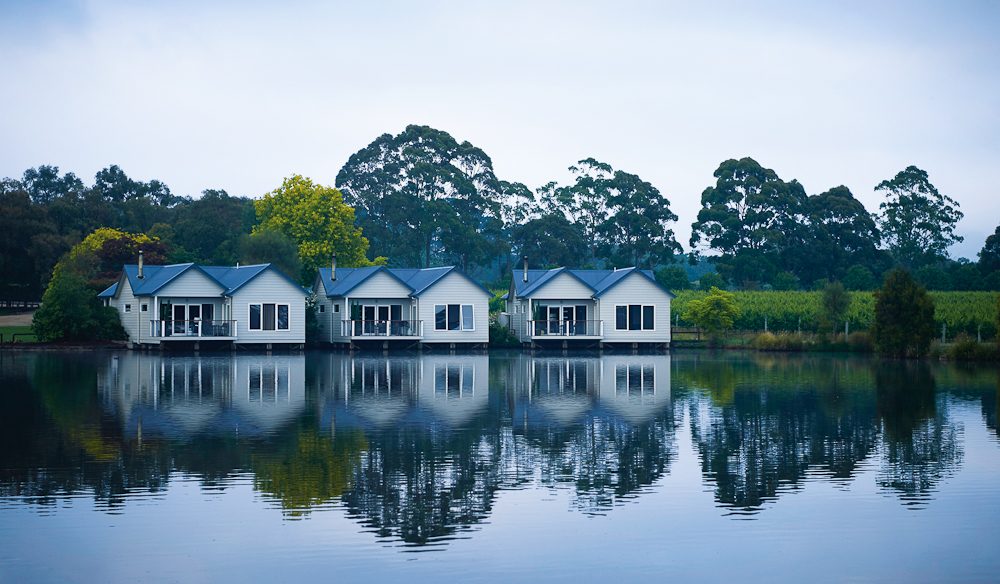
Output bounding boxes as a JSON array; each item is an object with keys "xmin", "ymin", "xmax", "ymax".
[
  {"xmin": 254, "ymin": 175, "xmax": 382, "ymax": 282},
  {"xmin": 683, "ymin": 286, "xmax": 740, "ymax": 343}
]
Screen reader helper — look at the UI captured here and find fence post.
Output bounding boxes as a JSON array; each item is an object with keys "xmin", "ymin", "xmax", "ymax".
[{"xmin": 941, "ymin": 323, "xmax": 946, "ymax": 344}]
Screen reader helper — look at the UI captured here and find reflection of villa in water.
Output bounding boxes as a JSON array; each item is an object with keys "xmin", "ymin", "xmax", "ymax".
[
  {"xmin": 98, "ymin": 353, "xmax": 306, "ymax": 438},
  {"xmin": 504, "ymin": 354, "xmax": 671, "ymax": 426},
  {"xmin": 313, "ymin": 354, "xmax": 490, "ymax": 429}
]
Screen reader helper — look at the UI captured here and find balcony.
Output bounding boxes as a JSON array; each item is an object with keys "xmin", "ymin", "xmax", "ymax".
[
  {"xmin": 342, "ymin": 319, "xmax": 423, "ymax": 339},
  {"xmin": 528, "ymin": 320, "xmax": 603, "ymax": 338},
  {"xmin": 150, "ymin": 320, "xmax": 238, "ymax": 339}
]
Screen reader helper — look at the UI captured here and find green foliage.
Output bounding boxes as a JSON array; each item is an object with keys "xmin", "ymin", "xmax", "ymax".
[
  {"xmin": 513, "ymin": 213, "xmax": 588, "ymax": 268},
  {"xmin": 682, "ymin": 287, "xmax": 739, "ymax": 340},
  {"xmin": 654, "ymin": 265, "xmax": 691, "ymax": 292},
  {"xmin": 689, "ymin": 157, "xmax": 805, "ymax": 286},
  {"xmin": 32, "ymin": 272, "xmax": 124, "ymax": 342},
  {"xmin": 336, "ymin": 125, "xmax": 505, "ymax": 270},
  {"xmin": 671, "ymin": 289, "xmax": 997, "ymax": 338},
  {"xmin": 255, "ymin": 175, "xmax": 376, "ymax": 283},
  {"xmin": 820, "ymin": 281, "xmax": 850, "ymax": 332},
  {"xmin": 978, "ymin": 225, "xmax": 1000, "ymax": 274},
  {"xmin": 771, "ymin": 271, "xmax": 799, "ymax": 291},
  {"xmin": 943, "ymin": 334, "xmax": 998, "ymax": 362},
  {"xmin": 488, "ymin": 289, "xmax": 507, "ymax": 314},
  {"xmin": 488, "ymin": 321, "xmax": 520, "ymax": 347},
  {"xmin": 913, "ymin": 264, "xmax": 952, "ymax": 291},
  {"xmin": 781, "ymin": 186, "xmax": 883, "ymax": 285},
  {"xmin": 698, "ymin": 272, "xmax": 726, "ymax": 291},
  {"xmin": 843, "ymin": 264, "xmax": 877, "ymax": 290},
  {"xmin": 873, "ymin": 269, "xmax": 936, "ymax": 358},
  {"xmin": 239, "ymin": 229, "xmax": 303, "ymax": 282},
  {"xmin": 876, "ymin": 166, "xmax": 963, "ymax": 268}
]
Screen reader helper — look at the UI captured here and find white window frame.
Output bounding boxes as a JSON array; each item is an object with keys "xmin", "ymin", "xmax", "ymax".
[
  {"xmin": 319, "ymin": 304, "xmax": 326, "ymax": 313},
  {"xmin": 124, "ymin": 303, "xmax": 132, "ymax": 313},
  {"xmin": 614, "ymin": 304, "xmax": 655, "ymax": 331},
  {"xmin": 248, "ymin": 303, "xmax": 291, "ymax": 331},
  {"xmin": 435, "ymin": 304, "xmax": 475, "ymax": 331}
]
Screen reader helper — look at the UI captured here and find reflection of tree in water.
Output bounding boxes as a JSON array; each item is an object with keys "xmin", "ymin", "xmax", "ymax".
[
  {"xmin": 515, "ymin": 415, "xmax": 675, "ymax": 515},
  {"xmin": 0, "ymin": 354, "xmax": 172, "ymax": 509},
  {"xmin": 875, "ymin": 363, "xmax": 962, "ymax": 507},
  {"xmin": 252, "ymin": 425, "xmax": 367, "ymax": 517},
  {"xmin": 338, "ymin": 424, "xmax": 510, "ymax": 546},
  {"xmin": 684, "ymin": 358, "xmax": 881, "ymax": 512}
]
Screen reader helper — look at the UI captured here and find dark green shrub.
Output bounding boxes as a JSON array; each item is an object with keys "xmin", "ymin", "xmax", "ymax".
[{"xmin": 873, "ymin": 269, "xmax": 935, "ymax": 357}]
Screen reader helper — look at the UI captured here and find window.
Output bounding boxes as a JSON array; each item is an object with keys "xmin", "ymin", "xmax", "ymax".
[
  {"xmin": 461, "ymin": 304, "xmax": 474, "ymax": 331},
  {"xmin": 249, "ymin": 364, "xmax": 290, "ymax": 402},
  {"xmin": 434, "ymin": 364, "xmax": 475, "ymax": 396},
  {"xmin": 615, "ymin": 305, "xmax": 655, "ymax": 331},
  {"xmin": 249, "ymin": 303, "xmax": 290, "ymax": 331},
  {"xmin": 615, "ymin": 365, "xmax": 655, "ymax": 395},
  {"xmin": 642, "ymin": 306, "xmax": 654, "ymax": 330},
  {"xmin": 277, "ymin": 305, "xmax": 289, "ymax": 330},
  {"xmin": 334, "ymin": 304, "xmax": 340, "ymax": 313},
  {"xmin": 435, "ymin": 304, "xmax": 474, "ymax": 331},
  {"xmin": 319, "ymin": 304, "xmax": 326, "ymax": 313},
  {"xmin": 124, "ymin": 304, "xmax": 132, "ymax": 313},
  {"xmin": 141, "ymin": 304, "xmax": 148, "ymax": 312}
]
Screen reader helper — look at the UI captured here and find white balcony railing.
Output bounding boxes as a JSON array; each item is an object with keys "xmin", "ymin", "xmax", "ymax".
[
  {"xmin": 528, "ymin": 320, "xmax": 603, "ymax": 337},
  {"xmin": 342, "ymin": 319, "xmax": 423, "ymax": 338},
  {"xmin": 150, "ymin": 320, "xmax": 238, "ymax": 338}
]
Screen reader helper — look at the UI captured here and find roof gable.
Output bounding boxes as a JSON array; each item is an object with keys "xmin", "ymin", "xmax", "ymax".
[
  {"xmin": 109, "ymin": 263, "xmax": 305, "ymax": 297},
  {"xmin": 593, "ymin": 268, "xmax": 675, "ymax": 298},
  {"xmin": 316, "ymin": 266, "xmax": 490, "ymax": 298},
  {"xmin": 510, "ymin": 267, "xmax": 675, "ymax": 299}
]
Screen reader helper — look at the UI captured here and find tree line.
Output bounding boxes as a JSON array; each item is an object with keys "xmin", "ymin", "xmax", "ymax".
[{"xmin": 3, "ymin": 123, "xmax": 1000, "ymax": 309}]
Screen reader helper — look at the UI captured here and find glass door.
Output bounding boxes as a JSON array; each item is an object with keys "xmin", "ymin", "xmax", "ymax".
[
  {"xmin": 188, "ymin": 305, "xmax": 201, "ymax": 336},
  {"xmin": 377, "ymin": 305, "xmax": 390, "ymax": 335},
  {"xmin": 173, "ymin": 305, "xmax": 187, "ymax": 335},
  {"xmin": 548, "ymin": 306, "xmax": 561, "ymax": 334}
]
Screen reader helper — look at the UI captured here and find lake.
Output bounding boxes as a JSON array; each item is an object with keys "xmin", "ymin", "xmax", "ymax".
[{"xmin": 1, "ymin": 350, "xmax": 998, "ymax": 583}]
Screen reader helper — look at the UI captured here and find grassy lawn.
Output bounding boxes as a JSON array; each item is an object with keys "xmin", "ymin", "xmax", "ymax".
[{"xmin": 0, "ymin": 325, "xmax": 38, "ymax": 343}]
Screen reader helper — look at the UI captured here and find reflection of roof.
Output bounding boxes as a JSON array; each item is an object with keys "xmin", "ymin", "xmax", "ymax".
[
  {"xmin": 508, "ymin": 267, "xmax": 674, "ymax": 299},
  {"xmin": 418, "ymin": 393, "xmax": 489, "ymax": 427},
  {"xmin": 106, "ymin": 263, "xmax": 306, "ymax": 297},
  {"xmin": 316, "ymin": 266, "xmax": 490, "ymax": 297}
]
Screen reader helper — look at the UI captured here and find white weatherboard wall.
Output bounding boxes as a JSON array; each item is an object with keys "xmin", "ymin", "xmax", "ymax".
[
  {"xmin": 528, "ymin": 272, "xmax": 594, "ymax": 300},
  {"xmin": 417, "ymin": 272, "xmax": 489, "ymax": 344},
  {"xmin": 349, "ymin": 271, "xmax": 412, "ymax": 298},
  {"xmin": 597, "ymin": 354, "xmax": 672, "ymax": 423},
  {"xmin": 230, "ymin": 270, "xmax": 306, "ymax": 344},
  {"xmin": 416, "ymin": 354, "xmax": 489, "ymax": 427},
  {"xmin": 597, "ymin": 273, "xmax": 671, "ymax": 344},
  {"xmin": 112, "ymin": 277, "xmax": 149, "ymax": 344},
  {"xmin": 155, "ymin": 269, "xmax": 225, "ymax": 298}
]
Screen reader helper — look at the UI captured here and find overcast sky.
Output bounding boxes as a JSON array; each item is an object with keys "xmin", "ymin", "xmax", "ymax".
[{"xmin": 2, "ymin": 0, "xmax": 997, "ymax": 258}]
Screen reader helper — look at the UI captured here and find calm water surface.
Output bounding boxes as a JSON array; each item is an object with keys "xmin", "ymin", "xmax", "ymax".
[{"xmin": 1, "ymin": 350, "xmax": 998, "ymax": 583}]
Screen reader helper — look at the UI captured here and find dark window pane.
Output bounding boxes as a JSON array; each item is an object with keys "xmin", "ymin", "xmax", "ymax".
[
  {"xmin": 435, "ymin": 305, "xmax": 446, "ymax": 330},
  {"xmin": 447, "ymin": 304, "xmax": 460, "ymax": 331},
  {"xmin": 628, "ymin": 305, "xmax": 641, "ymax": 330},
  {"xmin": 250, "ymin": 304, "xmax": 261, "ymax": 330},
  {"xmin": 264, "ymin": 303, "xmax": 276, "ymax": 330},
  {"xmin": 277, "ymin": 305, "xmax": 289, "ymax": 330},
  {"xmin": 616, "ymin": 306, "xmax": 627, "ymax": 330},
  {"xmin": 642, "ymin": 305, "xmax": 654, "ymax": 330}
]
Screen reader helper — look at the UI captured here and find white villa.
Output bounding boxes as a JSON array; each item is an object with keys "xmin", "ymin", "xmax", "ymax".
[
  {"xmin": 98, "ymin": 254, "xmax": 308, "ymax": 348},
  {"xmin": 313, "ymin": 261, "xmax": 490, "ymax": 349},
  {"xmin": 504, "ymin": 261, "xmax": 674, "ymax": 348}
]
